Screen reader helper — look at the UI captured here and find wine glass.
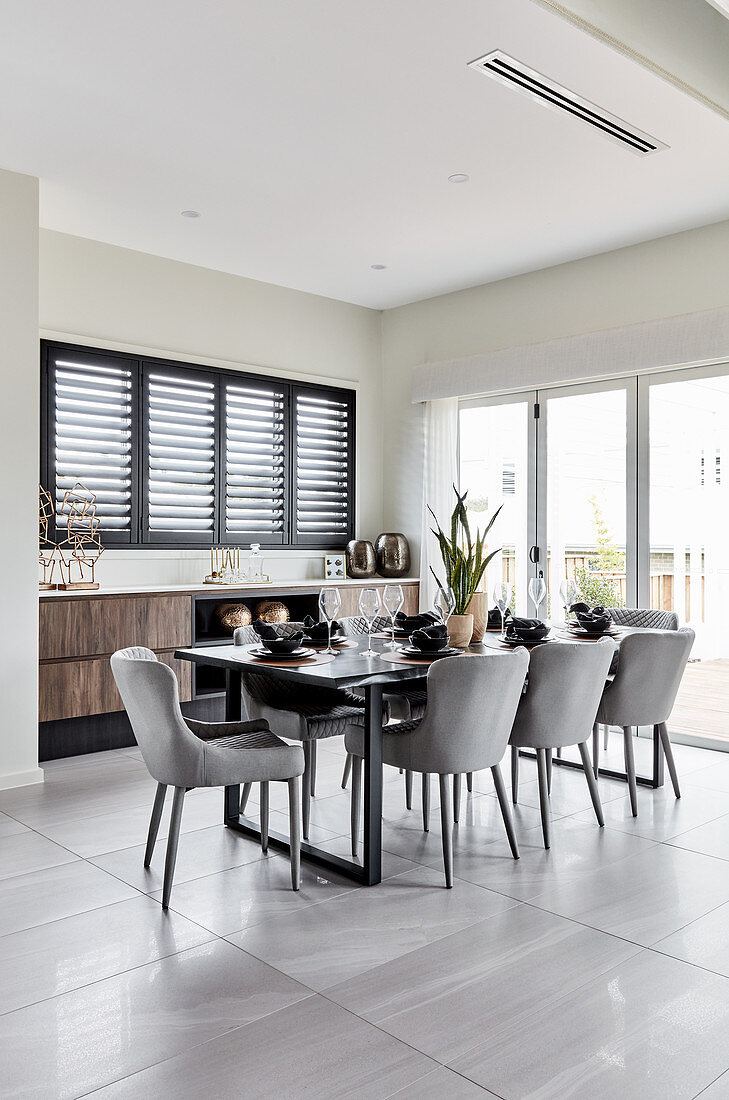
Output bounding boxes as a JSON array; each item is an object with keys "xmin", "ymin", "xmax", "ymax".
[
  {"xmin": 559, "ymin": 578, "xmax": 582, "ymax": 620},
  {"xmin": 492, "ymin": 581, "xmax": 513, "ymax": 636},
  {"xmin": 318, "ymin": 586, "xmax": 342, "ymax": 655},
  {"xmin": 528, "ymin": 571, "xmax": 547, "ymax": 616},
  {"xmin": 383, "ymin": 583, "xmax": 404, "ymax": 649},
  {"xmin": 434, "ymin": 585, "xmax": 456, "ymax": 624},
  {"xmin": 359, "ymin": 587, "xmax": 381, "ymax": 657}
]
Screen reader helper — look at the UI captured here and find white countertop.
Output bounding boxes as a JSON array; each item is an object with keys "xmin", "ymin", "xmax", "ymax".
[{"xmin": 39, "ymin": 577, "xmax": 419, "ymax": 600}]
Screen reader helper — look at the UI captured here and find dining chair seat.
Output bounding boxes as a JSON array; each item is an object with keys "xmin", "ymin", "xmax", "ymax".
[{"xmin": 110, "ymin": 647, "xmax": 304, "ymax": 908}]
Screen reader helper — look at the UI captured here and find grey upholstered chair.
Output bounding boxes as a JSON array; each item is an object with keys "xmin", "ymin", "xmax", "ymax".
[
  {"xmin": 110, "ymin": 647, "xmax": 304, "ymax": 907},
  {"xmin": 234, "ymin": 622, "xmax": 382, "ymax": 840},
  {"xmin": 597, "ymin": 608, "xmax": 679, "ymax": 755},
  {"xmin": 594, "ymin": 628, "xmax": 694, "ymax": 815},
  {"xmin": 509, "ymin": 639, "xmax": 616, "ymax": 849},
  {"xmin": 345, "ymin": 650, "xmax": 530, "ymax": 888}
]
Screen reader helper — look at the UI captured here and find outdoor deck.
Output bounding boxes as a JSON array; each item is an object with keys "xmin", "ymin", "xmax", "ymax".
[{"xmin": 671, "ymin": 659, "xmax": 729, "ymax": 744}]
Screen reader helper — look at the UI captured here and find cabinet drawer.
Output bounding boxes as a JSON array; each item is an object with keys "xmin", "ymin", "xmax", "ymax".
[
  {"xmin": 39, "ymin": 595, "xmax": 191, "ymax": 660},
  {"xmin": 39, "ymin": 650, "xmax": 192, "ymax": 722}
]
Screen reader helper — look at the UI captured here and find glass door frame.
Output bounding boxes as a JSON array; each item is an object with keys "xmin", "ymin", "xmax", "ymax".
[
  {"xmin": 535, "ymin": 375, "xmax": 639, "ymax": 611},
  {"xmin": 459, "ymin": 389, "xmax": 539, "ymax": 614}
]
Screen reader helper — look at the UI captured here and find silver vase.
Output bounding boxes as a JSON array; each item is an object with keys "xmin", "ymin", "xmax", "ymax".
[{"xmin": 375, "ymin": 533, "xmax": 411, "ymax": 577}]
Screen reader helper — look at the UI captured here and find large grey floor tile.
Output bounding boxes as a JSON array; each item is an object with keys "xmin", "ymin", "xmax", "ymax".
[
  {"xmin": 668, "ymin": 813, "xmax": 729, "ymax": 862},
  {"xmin": 93, "ymin": 993, "xmax": 437, "ymax": 1100},
  {"xmin": 0, "ymin": 766, "xmax": 158, "ymax": 828},
  {"xmin": 529, "ymin": 842, "xmax": 729, "ymax": 946},
  {"xmin": 674, "ymin": 762, "xmax": 729, "ymax": 795},
  {"xmin": 90, "ymin": 822, "xmax": 266, "ymax": 891},
  {"xmin": 450, "ymin": 948, "xmax": 729, "ymax": 1100},
  {"xmin": 0, "ymin": 811, "xmax": 29, "ymax": 838},
  {"xmin": 0, "ymin": 861, "xmax": 137, "ymax": 938},
  {"xmin": 573, "ymin": 781, "xmax": 729, "ymax": 842},
  {"xmin": 314, "ymin": 834, "xmax": 420, "ymax": 879},
  {"xmin": 230, "ymin": 865, "xmax": 517, "ymax": 991},
  {"xmin": 0, "ymin": 938, "xmax": 309, "ymax": 1099},
  {"xmin": 514, "ymin": 765, "xmax": 626, "ymax": 818},
  {"xmin": 34, "ymin": 787, "xmax": 224, "ymax": 857},
  {"xmin": 151, "ymin": 851, "xmax": 357, "ymax": 936},
  {"xmin": 698, "ymin": 1070, "xmax": 729, "ymax": 1098},
  {"xmin": 655, "ymin": 900, "xmax": 729, "ymax": 978},
  {"xmin": 0, "ymin": 894, "xmax": 213, "ymax": 1015},
  {"xmin": 386, "ymin": 1066, "xmax": 493, "ymax": 1097},
  {"xmin": 327, "ymin": 903, "xmax": 638, "ymax": 1064},
  {"xmin": 430, "ymin": 815, "xmax": 656, "ymax": 901},
  {"xmin": 0, "ymin": 829, "xmax": 78, "ymax": 880}
]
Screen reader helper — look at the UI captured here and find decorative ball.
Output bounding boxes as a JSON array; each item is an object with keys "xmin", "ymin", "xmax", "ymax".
[
  {"xmin": 375, "ymin": 533, "xmax": 411, "ymax": 577},
  {"xmin": 254, "ymin": 600, "xmax": 290, "ymax": 624},
  {"xmin": 216, "ymin": 603, "xmax": 252, "ymax": 633},
  {"xmin": 346, "ymin": 539, "xmax": 376, "ymax": 578}
]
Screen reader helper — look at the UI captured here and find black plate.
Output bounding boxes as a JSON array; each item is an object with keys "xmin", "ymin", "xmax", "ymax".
[
  {"xmin": 250, "ymin": 645, "xmax": 315, "ymax": 661},
  {"xmin": 564, "ymin": 624, "xmax": 620, "ymax": 638},
  {"xmin": 499, "ymin": 634, "xmax": 552, "ymax": 648},
  {"xmin": 399, "ymin": 645, "xmax": 461, "ymax": 659}
]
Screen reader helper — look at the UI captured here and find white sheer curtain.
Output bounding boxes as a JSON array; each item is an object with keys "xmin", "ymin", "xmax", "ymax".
[{"xmin": 419, "ymin": 397, "xmax": 459, "ymax": 612}]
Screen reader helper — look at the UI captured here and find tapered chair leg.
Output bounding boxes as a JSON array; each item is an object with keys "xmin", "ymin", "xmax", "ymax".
[
  {"xmin": 422, "ymin": 772, "xmax": 430, "ymax": 832},
  {"xmin": 603, "ymin": 724, "xmax": 609, "ymax": 751},
  {"xmin": 144, "ymin": 782, "xmax": 167, "ymax": 868},
  {"xmin": 623, "ymin": 726, "xmax": 638, "ymax": 817},
  {"xmin": 239, "ymin": 782, "xmax": 252, "ymax": 814},
  {"xmin": 578, "ymin": 741, "xmax": 604, "ymax": 827},
  {"xmin": 536, "ymin": 748, "xmax": 551, "ymax": 849},
  {"xmin": 492, "ymin": 763, "xmax": 519, "ymax": 859},
  {"xmin": 658, "ymin": 722, "xmax": 681, "ymax": 798},
  {"xmin": 260, "ymin": 781, "xmax": 270, "ymax": 852},
  {"xmin": 288, "ymin": 777, "xmax": 301, "ymax": 891},
  {"xmin": 439, "ymin": 774, "xmax": 454, "ymax": 888},
  {"xmin": 546, "ymin": 750, "xmax": 553, "ymax": 796},
  {"xmin": 511, "ymin": 746, "xmax": 519, "ymax": 804},
  {"xmin": 310, "ymin": 740, "xmax": 317, "ymax": 798},
  {"xmin": 162, "ymin": 786, "xmax": 185, "ymax": 910},
  {"xmin": 341, "ymin": 753, "xmax": 352, "ymax": 789},
  {"xmin": 302, "ymin": 741, "xmax": 312, "ymax": 840},
  {"xmin": 405, "ymin": 769, "xmax": 413, "ymax": 810},
  {"xmin": 351, "ymin": 755, "xmax": 362, "ymax": 856},
  {"xmin": 453, "ymin": 773, "xmax": 461, "ymax": 823},
  {"xmin": 592, "ymin": 722, "xmax": 600, "ymax": 779},
  {"xmin": 466, "ymin": 772, "xmax": 473, "ymax": 792}
]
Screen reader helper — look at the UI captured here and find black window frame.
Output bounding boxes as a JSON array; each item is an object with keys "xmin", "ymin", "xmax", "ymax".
[{"xmin": 41, "ymin": 340, "xmax": 356, "ymax": 550}]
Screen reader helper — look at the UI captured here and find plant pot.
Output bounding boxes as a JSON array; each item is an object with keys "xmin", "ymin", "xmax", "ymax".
[
  {"xmin": 465, "ymin": 592, "xmax": 488, "ymax": 643},
  {"xmin": 446, "ymin": 613, "xmax": 474, "ymax": 649}
]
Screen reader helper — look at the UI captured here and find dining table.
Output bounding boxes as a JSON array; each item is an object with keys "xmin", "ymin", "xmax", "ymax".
[{"xmin": 175, "ymin": 624, "xmax": 665, "ymax": 887}]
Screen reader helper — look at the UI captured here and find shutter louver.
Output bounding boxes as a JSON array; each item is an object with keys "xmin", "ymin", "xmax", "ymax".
[
  {"xmin": 50, "ymin": 351, "xmax": 134, "ymax": 538},
  {"xmin": 145, "ymin": 367, "xmax": 216, "ymax": 538},
  {"xmin": 224, "ymin": 380, "xmax": 286, "ymax": 541},
  {"xmin": 295, "ymin": 389, "xmax": 352, "ymax": 544}
]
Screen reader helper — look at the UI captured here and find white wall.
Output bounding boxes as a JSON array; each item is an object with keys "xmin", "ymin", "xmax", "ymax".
[
  {"xmin": 381, "ymin": 217, "xmax": 729, "ymax": 566},
  {"xmin": 0, "ymin": 169, "xmax": 43, "ymax": 789},
  {"xmin": 39, "ymin": 231, "xmax": 384, "ymax": 586}
]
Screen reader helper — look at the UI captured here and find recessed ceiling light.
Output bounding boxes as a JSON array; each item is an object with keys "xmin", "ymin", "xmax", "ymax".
[
  {"xmin": 448, "ymin": 173, "xmax": 470, "ymax": 184},
  {"xmin": 370, "ymin": 264, "xmax": 387, "ymax": 270},
  {"xmin": 180, "ymin": 209, "xmax": 201, "ymax": 218}
]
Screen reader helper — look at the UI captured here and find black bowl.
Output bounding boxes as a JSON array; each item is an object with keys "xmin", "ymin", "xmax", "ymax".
[
  {"xmin": 505, "ymin": 623, "xmax": 549, "ymax": 644},
  {"xmin": 262, "ymin": 634, "xmax": 304, "ymax": 654},
  {"xmin": 409, "ymin": 631, "xmax": 449, "ymax": 653}
]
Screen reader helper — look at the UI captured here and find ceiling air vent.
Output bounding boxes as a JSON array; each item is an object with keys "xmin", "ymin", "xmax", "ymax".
[{"xmin": 468, "ymin": 50, "xmax": 667, "ymax": 156}]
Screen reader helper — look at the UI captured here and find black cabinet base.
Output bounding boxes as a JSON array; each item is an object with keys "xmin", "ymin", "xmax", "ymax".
[{"xmin": 39, "ymin": 696, "xmax": 225, "ymax": 761}]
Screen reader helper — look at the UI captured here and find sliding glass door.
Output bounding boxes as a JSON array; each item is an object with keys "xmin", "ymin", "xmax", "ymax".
[{"xmin": 459, "ymin": 393, "xmax": 536, "ymax": 615}]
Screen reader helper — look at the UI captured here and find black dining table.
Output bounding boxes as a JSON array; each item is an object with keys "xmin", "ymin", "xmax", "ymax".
[
  {"xmin": 175, "ymin": 635, "xmax": 431, "ymax": 887},
  {"xmin": 176, "ymin": 625, "xmax": 665, "ymax": 887}
]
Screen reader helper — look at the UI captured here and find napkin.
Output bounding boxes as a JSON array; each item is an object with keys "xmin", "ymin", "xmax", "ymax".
[
  {"xmin": 505, "ymin": 617, "xmax": 549, "ymax": 639},
  {"xmin": 303, "ymin": 614, "xmax": 341, "ymax": 640},
  {"xmin": 487, "ymin": 606, "xmax": 512, "ymax": 629},
  {"xmin": 570, "ymin": 603, "xmax": 612, "ymax": 632},
  {"xmin": 410, "ymin": 624, "xmax": 449, "ymax": 650},
  {"xmin": 253, "ymin": 619, "xmax": 278, "ymax": 640},
  {"xmin": 395, "ymin": 611, "xmax": 440, "ymax": 632},
  {"xmin": 262, "ymin": 630, "xmax": 304, "ymax": 651}
]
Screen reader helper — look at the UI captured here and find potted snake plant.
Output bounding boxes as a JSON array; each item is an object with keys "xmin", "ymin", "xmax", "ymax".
[{"xmin": 429, "ymin": 486, "xmax": 502, "ymax": 648}]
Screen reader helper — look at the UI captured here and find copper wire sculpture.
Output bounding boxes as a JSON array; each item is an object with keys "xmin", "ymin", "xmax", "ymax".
[{"xmin": 39, "ymin": 481, "xmax": 104, "ymax": 590}]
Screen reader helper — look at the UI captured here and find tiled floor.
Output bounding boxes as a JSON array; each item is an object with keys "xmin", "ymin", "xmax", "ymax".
[{"xmin": 2, "ymin": 736, "xmax": 729, "ymax": 1097}]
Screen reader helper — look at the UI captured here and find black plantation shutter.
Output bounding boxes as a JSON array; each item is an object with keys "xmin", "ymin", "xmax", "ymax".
[
  {"xmin": 46, "ymin": 345, "xmax": 136, "ymax": 543},
  {"xmin": 223, "ymin": 378, "xmax": 287, "ymax": 543},
  {"xmin": 142, "ymin": 364, "xmax": 217, "ymax": 542},
  {"xmin": 293, "ymin": 386, "xmax": 354, "ymax": 547}
]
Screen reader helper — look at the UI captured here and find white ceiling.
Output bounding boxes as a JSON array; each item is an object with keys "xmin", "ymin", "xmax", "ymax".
[{"xmin": 1, "ymin": 0, "xmax": 728, "ymax": 309}]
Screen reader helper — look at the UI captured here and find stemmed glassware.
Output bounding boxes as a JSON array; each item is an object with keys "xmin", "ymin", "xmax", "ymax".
[
  {"xmin": 359, "ymin": 587, "xmax": 381, "ymax": 657},
  {"xmin": 559, "ymin": 578, "xmax": 582, "ymax": 621},
  {"xmin": 528, "ymin": 571, "xmax": 547, "ymax": 616},
  {"xmin": 318, "ymin": 586, "xmax": 342, "ymax": 655},
  {"xmin": 434, "ymin": 585, "xmax": 456, "ymax": 624},
  {"xmin": 493, "ymin": 581, "xmax": 513, "ymax": 636},
  {"xmin": 383, "ymin": 583, "xmax": 404, "ymax": 649}
]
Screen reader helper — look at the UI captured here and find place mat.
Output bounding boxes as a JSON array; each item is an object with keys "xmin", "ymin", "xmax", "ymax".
[
  {"xmin": 229, "ymin": 646, "xmax": 336, "ymax": 669},
  {"xmin": 380, "ymin": 650, "xmax": 455, "ymax": 666},
  {"xmin": 304, "ymin": 638, "xmax": 359, "ymax": 650}
]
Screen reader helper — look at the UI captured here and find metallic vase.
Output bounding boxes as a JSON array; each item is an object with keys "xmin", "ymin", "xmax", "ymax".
[
  {"xmin": 346, "ymin": 539, "xmax": 376, "ymax": 578},
  {"xmin": 374, "ymin": 532, "xmax": 411, "ymax": 577}
]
